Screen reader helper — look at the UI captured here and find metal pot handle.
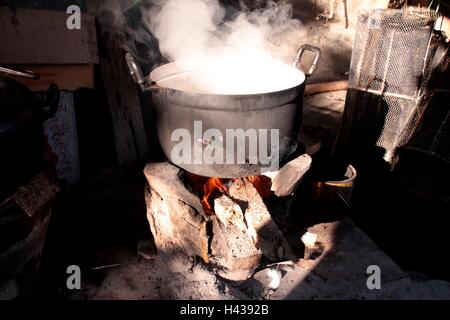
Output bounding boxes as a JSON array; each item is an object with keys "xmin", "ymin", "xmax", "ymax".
[
  {"xmin": 125, "ymin": 53, "xmax": 161, "ymax": 92},
  {"xmin": 293, "ymin": 44, "xmax": 322, "ymax": 77},
  {"xmin": 125, "ymin": 53, "xmax": 148, "ymax": 90}
]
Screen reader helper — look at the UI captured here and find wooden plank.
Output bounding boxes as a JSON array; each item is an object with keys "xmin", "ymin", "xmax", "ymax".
[
  {"xmin": 304, "ymin": 80, "xmax": 349, "ymax": 96},
  {"xmin": 0, "ymin": 7, "xmax": 98, "ymax": 64},
  {"xmin": 97, "ymin": 15, "xmax": 149, "ymax": 164}
]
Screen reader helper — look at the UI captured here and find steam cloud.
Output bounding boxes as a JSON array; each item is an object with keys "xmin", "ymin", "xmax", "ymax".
[
  {"xmin": 143, "ymin": 0, "xmax": 305, "ymax": 63},
  {"xmin": 93, "ymin": 0, "xmax": 307, "ymax": 93}
]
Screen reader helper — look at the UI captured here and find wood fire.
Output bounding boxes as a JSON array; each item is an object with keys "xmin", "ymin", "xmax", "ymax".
[{"xmin": 186, "ymin": 174, "xmax": 273, "ymax": 216}]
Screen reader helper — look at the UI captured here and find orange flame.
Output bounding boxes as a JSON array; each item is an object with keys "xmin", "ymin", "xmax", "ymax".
[
  {"xmin": 202, "ymin": 177, "xmax": 228, "ymax": 214},
  {"xmin": 185, "ymin": 173, "xmax": 272, "ymax": 215}
]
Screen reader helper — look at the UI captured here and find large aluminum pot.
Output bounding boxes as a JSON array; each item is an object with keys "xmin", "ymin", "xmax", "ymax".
[{"xmin": 127, "ymin": 44, "xmax": 321, "ymax": 178}]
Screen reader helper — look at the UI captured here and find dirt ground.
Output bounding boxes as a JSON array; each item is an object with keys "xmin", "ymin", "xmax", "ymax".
[{"xmin": 65, "ymin": 218, "xmax": 450, "ymax": 300}]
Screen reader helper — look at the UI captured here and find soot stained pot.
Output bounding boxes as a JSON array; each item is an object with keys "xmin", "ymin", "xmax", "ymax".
[
  {"xmin": 127, "ymin": 44, "xmax": 321, "ymax": 177},
  {"xmin": 0, "ymin": 67, "xmax": 59, "ymax": 200}
]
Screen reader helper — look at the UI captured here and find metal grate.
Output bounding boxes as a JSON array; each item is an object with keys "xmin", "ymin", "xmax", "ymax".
[{"xmin": 341, "ymin": 9, "xmax": 441, "ymax": 163}]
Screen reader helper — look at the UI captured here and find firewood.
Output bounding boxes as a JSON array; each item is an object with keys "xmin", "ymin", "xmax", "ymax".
[
  {"xmin": 214, "ymin": 195, "xmax": 247, "ymax": 234},
  {"xmin": 228, "ymin": 178, "xmax": 296, "ymax": 262},
  {"xmin": 211, "ymin": 195, "xmax": 263, "ymax": 271},
  {"xmin": 144, "ymin": 163, "xmax": 296, "ymax": 271},
  {"xmin": 270, "ymin": 154, "xmax": 312, "ymax": 197},
  {"xmin": 144, "ymin": 163, "xmax": 209, "ymax": 263},
  {"xmin": 210, "ymin": 215, "xmax": 262, "ymax": 271}
]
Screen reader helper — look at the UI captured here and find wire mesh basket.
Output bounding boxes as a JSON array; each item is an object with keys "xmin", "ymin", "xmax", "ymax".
[{"xmin": 336, "ymin": 9, "xmax": 441, "ymax": 164}]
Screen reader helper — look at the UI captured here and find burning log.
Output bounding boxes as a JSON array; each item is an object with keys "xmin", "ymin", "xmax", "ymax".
[{"xmin": 209, "ymin": 177, "xmax": 296, "ymax": 270}]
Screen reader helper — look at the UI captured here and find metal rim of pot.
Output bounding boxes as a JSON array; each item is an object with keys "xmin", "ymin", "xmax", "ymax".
[{"xmin": 126, "ymin": 44, "xmax": 321, "ymax": 94}]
